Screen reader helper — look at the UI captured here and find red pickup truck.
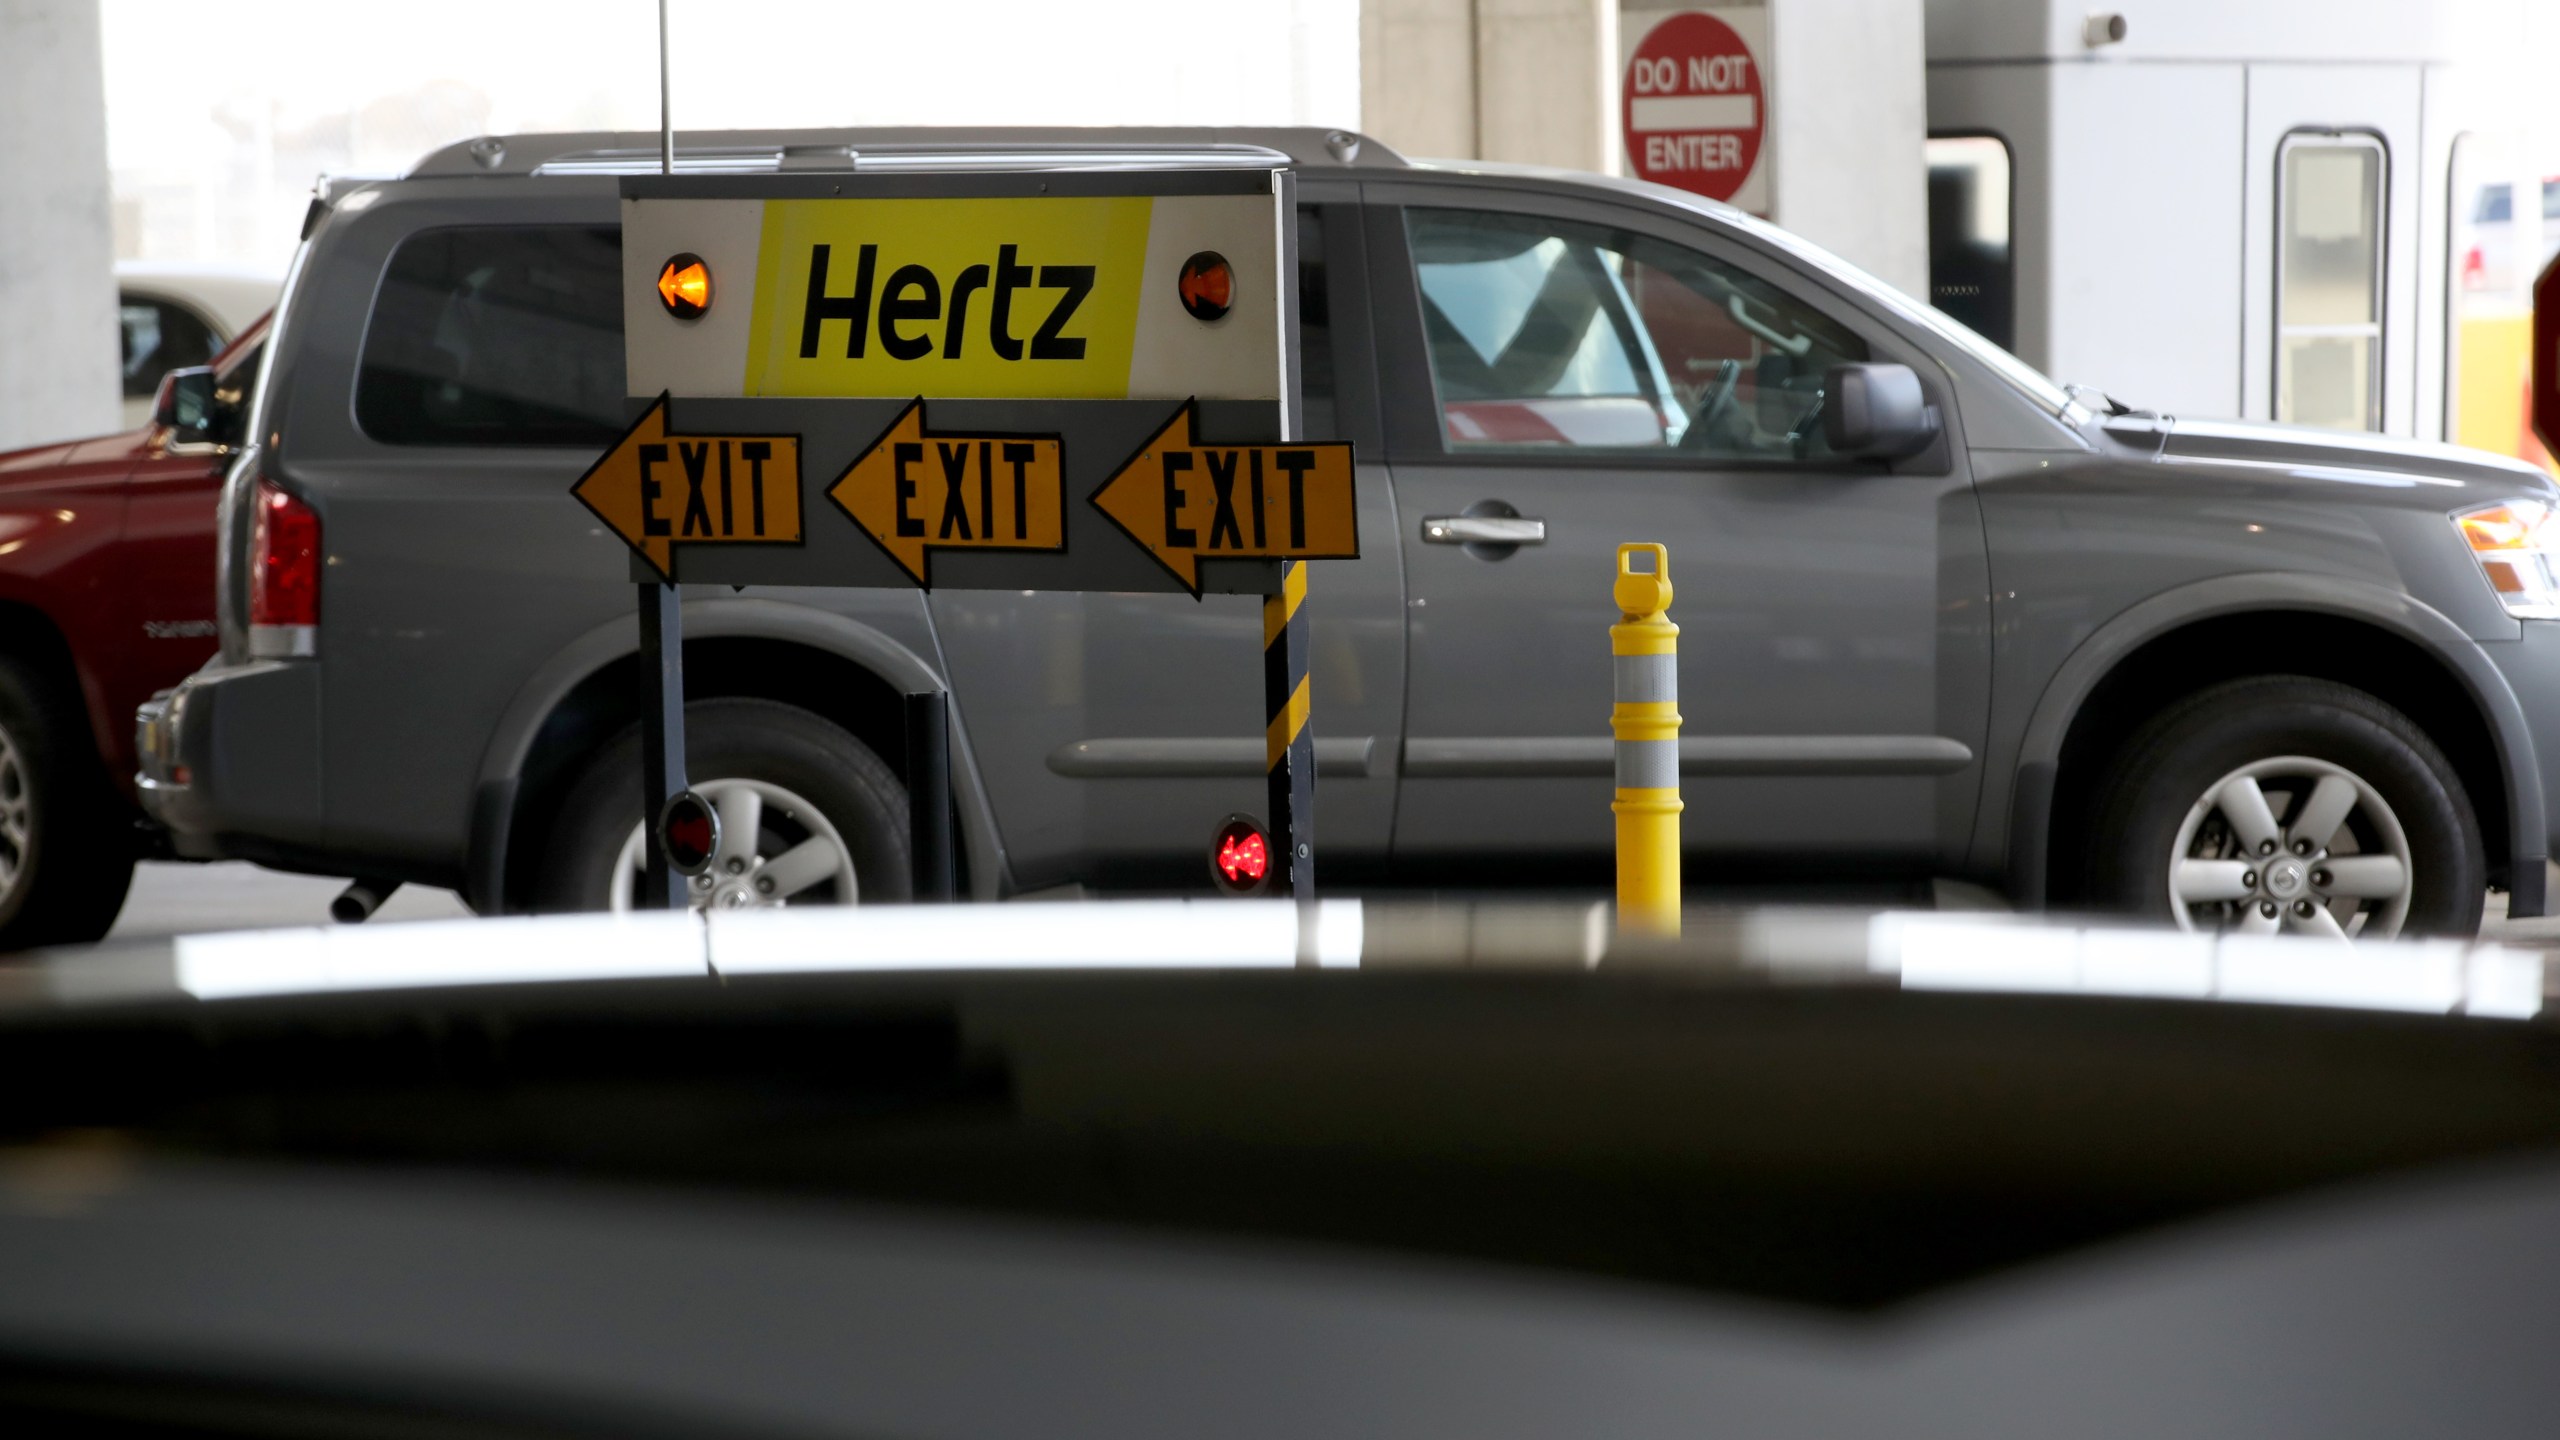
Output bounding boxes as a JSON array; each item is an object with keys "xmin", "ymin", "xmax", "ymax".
[{"xmin": 0, "ymin": 317, "xmax": 266, "ymax": 947}]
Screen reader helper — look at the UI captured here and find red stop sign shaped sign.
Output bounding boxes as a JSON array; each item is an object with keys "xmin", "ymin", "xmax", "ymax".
[
  {"xmin": 2535, "ymin": 254, "xmax": 2560, "ymax": 458},
  {"xmin": 1623, "ymin": 11, "xmax": 1766, "ymax": 204}
]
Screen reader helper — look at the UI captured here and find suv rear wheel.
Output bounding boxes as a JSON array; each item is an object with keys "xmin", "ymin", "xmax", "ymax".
[
  {"xmin": 0, "ymin": 656, "xmax": 137, "ymax": 949},
  {"xmin": 534, "ymin": 698, "xmax": 911, "ymax": 914},
  {"xmin": 2083, "ymin": 676, "xmax": 2484, "ymax": 939}
]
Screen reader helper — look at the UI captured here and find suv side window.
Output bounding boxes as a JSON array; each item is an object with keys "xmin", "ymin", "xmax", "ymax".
[
  {"xmin": 355, "ymin": 225, "xmax": 624, "ymax": 447},
  {"xmin": 1297, "ymin": 205, "xmax": 1337, "ymax": 441},
  {"xmin": 1405, "ymin": 207, "xmax": 1866, "ymax": 460}
]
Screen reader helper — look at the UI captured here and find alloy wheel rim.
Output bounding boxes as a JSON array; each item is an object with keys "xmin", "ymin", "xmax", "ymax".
[
  {"xmin": 608, "ymin": 777, "xmax": 858, "ymax": 913},
  {"xmin": 2164, "ymin": 754, "xmax": 2414, "ymax": 940},
  {"xmin": 0, "ymin": 720, "xmax": 26, "ymax": 905}
]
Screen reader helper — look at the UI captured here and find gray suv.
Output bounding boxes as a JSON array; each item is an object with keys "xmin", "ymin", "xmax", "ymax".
[{"xmin": 140, "ymin": 127, "xmax": 2560, "ymax": 938}]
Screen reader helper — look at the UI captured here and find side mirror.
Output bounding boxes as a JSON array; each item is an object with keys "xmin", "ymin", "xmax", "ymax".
[
  {"xmin": 1823, "ymin": 362, "xmax": 1940, "ymax": 459},
  {"xmin": 152, "ymin": 366, "xmax": 220, "ymax": 443}
]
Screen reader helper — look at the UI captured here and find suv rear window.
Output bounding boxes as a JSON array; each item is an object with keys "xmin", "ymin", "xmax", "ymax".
[{"xmin": 355, "ymin": 225, "xmax": 624, "ymax": 447}]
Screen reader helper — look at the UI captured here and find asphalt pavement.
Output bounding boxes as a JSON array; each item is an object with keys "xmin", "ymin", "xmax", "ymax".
[{"xmin": 107, "ymin": 862, "xmax": 471, "ymax": 942}]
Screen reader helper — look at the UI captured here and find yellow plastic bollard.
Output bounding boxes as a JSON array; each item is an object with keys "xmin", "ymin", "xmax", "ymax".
[{"xmin": 1612, "ymin": 543, "xmax": 1681, "ymax": 937}]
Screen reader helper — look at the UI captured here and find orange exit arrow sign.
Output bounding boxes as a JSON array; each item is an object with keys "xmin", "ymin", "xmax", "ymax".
[
  {"xmin": 1092, "ymin": 401, "xmax": 1358, "ymax": 596},
  {"xmin": 572, "ymin": 394, "xmax": 802, "ymax": 580},
  {"xmin": 827, "ymin": 400, "xmax": 1066, "ymax": 589}
]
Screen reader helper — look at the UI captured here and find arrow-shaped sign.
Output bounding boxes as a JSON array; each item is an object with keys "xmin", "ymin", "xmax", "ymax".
[
  {"xmin": 572, "ymin": 393, "xmax": 802, "ymax": 580},
  {"xmin": 828, "ymin": 399, "xmax": 1066, "ymax": 588},
  {"xmin": 1092, "ymin": 400, "xmax": 1359, "ymax": 596}
]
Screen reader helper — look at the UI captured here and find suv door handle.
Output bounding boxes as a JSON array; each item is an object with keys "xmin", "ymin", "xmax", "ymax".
[{"xmin": 1422, "ymin": 515, "xmax": 1547, "ymax": 546}]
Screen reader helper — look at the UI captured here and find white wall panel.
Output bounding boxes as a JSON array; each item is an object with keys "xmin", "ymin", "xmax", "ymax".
[
  {"xmin": 2416, "ymin": 62, "xmax": 2459, "ymax": 444},
  {"xmin": 2042, "ymin": 62, "xmax": 2245, "ymax": 417},
  {"xmin": 1924, "ymin": 0, "xmax": 2452, "ymax": 65}
]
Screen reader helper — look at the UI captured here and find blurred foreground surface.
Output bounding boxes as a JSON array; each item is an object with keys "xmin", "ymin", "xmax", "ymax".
[
  {"xmin": 4, "ymin": 896, "xmax": 2560, "ymax": 1437},
  {"xmin": 102, "ymin": 860, "xmax": 2560, "ymax": 949}
]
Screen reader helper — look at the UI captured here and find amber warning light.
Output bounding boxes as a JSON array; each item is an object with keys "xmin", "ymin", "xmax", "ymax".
[
  {"xmin": 1210, "ymin": 814, "xmax": 1271, "ymax": 894},
  {"xmin": 1178, "ymin": 251, "xmax": 1232, "ymax": 323},
  {"xmin": 657, "ymin": 253, "xmax": 712, "ymax": 319}
]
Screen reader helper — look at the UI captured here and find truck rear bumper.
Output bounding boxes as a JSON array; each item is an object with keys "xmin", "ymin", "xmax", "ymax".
[{"xmin": 136, "ymin": 659, "xmax": 325, "ymax": 860}]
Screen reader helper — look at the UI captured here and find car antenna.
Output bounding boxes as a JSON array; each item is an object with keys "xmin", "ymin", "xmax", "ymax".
[{"xmin": 658, "ymin": 0, "xmax": 673, "ymax": 176}]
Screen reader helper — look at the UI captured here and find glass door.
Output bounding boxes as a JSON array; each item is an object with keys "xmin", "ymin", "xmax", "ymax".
[{"xmin": 2275, "ymin": 131, "xmax": 2387, "ymax": 431}]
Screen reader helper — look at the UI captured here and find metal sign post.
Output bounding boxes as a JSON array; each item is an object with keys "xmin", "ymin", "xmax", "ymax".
[
  {"xmin": 583, "ymin": 170, "xmax": 1356, "ymax": 909},
  {"xmin": 904, "ymin": 690, "xmax": 957, "ymax": 902},
  {"xmin": 1265, "ymin": 560, "xmax": 1313, "ymax": 898},
  {"xmin": 628, "ymin": 0, "xmax": 689, "ymax": 911},
  {"xmin": 636, "ymin": 579, "xmax": 688, "ymax": 910}
]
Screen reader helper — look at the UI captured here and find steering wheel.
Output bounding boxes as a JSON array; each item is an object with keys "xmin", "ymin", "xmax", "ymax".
[{"xmin": 1676, "ymin": 359, "xmax": 1742, "ymax": 451}]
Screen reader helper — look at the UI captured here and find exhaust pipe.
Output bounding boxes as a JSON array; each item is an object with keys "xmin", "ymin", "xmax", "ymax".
[{"xmin": 331, "ymin": 877, "xmax": 401, "ymax": 924}]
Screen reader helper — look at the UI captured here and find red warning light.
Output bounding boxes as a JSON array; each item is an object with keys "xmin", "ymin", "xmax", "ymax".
[
  {"xmin": 1218, "ymin": 831, "xmax": 1267, "ymax": 885},
  {"xmin": 659, "ymin": 789, "xmax": 721, "ymax": 875},
  {"xmin": 1177, "ymin": 251, "xmax": 1233, "ymax": 323},
  {"xmin": 1209, "ymin": 814, "xmax": 1270, "ymax": 894}
]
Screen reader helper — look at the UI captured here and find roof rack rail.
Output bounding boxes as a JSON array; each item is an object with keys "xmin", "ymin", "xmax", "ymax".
[
  {"xmin": 410, "ymin": 127, "xmax": 1403, "ymax": 179},
  {"xmin": 533, "ymin": 146, "xmax": 789, "ymax": 176},
  {"xmin": 526, "ymin": 144, "xmax": 1300, "ymax": 178}
]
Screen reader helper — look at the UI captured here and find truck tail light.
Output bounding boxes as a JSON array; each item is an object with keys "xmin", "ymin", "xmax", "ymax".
[{"xmin": 249, "ymin": 477, "xmax": 321, "ymax": 653}]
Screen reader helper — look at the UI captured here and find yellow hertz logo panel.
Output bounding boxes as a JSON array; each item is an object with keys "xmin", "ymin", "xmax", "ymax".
[{"xmin": 744, "ymin": 197, "xmax": 1153, "ymax": 399}]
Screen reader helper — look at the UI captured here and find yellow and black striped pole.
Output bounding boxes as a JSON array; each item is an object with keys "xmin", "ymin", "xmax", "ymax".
[
  {"xmin": 1612, "ymin": 543, "xmax": 1680, "ymax": 936},
  {"xmin": 1265, "ymin": 558, "xmax": 1314, "ymax": 896}
]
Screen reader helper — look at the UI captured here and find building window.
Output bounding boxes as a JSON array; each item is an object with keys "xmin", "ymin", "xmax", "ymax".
[
  {"xmin": 2276, "ymin": 131, "xmax": 2386, "ymax": 432},
  {"xmin": 1925, "ymin": 135, "xmax": 2014, "ymax": 353}
]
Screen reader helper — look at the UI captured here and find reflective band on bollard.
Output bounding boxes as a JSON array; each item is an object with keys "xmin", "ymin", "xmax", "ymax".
[{"xmin": 1611, "ymin": 543, "xmax": 1681, "ymax": 937}]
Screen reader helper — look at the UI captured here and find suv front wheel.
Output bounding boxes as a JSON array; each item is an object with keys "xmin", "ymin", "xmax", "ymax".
[
  {"xmin": 535, "ymin": 698, "xmax": 912, "ymax": 914},
  {"xmin": 2083, "ymin": 676, "xmax": 2484, "ymax": 939}
]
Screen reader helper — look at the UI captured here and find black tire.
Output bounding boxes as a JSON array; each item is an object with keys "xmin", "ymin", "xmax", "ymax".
[
  {"xmin": 533, "ymin": 698, "xmax": 911, "ymax": 913},
  {"xmin": 2083, "ymin": 676, "xmax": 2483, "ymax": 938},
  {"xmin": 0, "ymin": 656, "xmax": 137, "ymax": 950}
]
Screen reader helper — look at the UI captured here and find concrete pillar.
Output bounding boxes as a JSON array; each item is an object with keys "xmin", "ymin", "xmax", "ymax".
[
  {"xmin": 0, "ymin": 0, "xmax": 118, "ymax": 451},
  {"xmin": 1361, "ymin": 0, "xmax": 1614, "ymax": 170},
  {"xmin": 1477, "ymin": 0, "xmax": 1616, "ymax": 172},
  {"xmin": 1763, "ymin": 0, "xmax": 1929, "ymax": 298},
  {"xmin": 1361, "ymin": 0, "xmax": 1481, "ymax": 159}
]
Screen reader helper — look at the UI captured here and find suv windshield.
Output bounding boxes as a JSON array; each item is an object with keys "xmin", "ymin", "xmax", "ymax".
[{"xmin": 1713, "ymin": 201, "xmax": 2081, "ymax": 419}]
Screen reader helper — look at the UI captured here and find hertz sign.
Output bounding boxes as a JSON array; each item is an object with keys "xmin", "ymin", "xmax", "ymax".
[
  {"xmin": 607, "ymin": 172, "xmax": 1349, "ymax": 597},
  {"xmin": 605, "ymin": 167, "xmax": 1351, "ymax": 903},
  {"xmin": 748, "ymin": 197, "xmax": 1150, "ymax": 398},
  {"xmin": 625, "ymin": 188, "xmax": 1289, "ymax": 409}
]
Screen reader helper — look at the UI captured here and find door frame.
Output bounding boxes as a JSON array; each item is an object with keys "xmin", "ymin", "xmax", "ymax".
[
  {"xmin": 1354, "ymin": 176, "xmax": 1974, "ymax": 471},
  {"xmin": 1355, "ymin": 176, "xmax": 1995, "ymax": 875}
]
